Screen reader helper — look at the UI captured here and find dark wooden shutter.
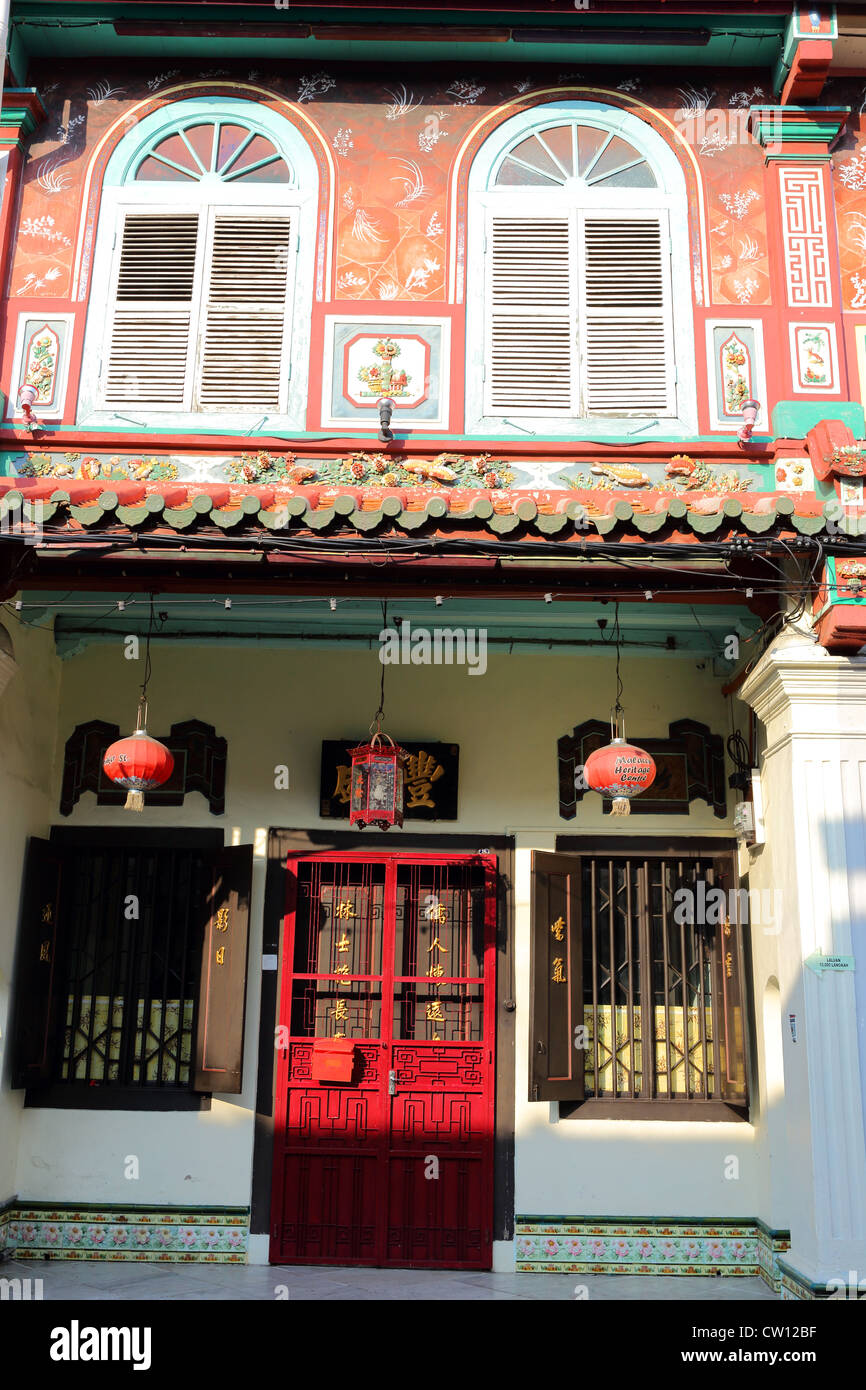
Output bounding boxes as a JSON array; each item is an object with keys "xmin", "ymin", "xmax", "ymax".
[
  {"xmin": 193, "ymin": 844, "xmax": 253, "ymax": 1093},
  {"xmin": 710, "ymin": 855, "xmax": 748, "ymax": 1105},
  {"xmin": 10, "ymin": 838, "xmax": 63, "ymax": 1088},
  {"xmin": 529, "ymin": 851, "xmax": 584, "ymax": 1102}
]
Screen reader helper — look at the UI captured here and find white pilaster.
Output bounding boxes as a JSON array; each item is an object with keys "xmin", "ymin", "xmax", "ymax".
[{"xmin": 741, "ymin": 635, "xmax": 866, "ymax": 1287}]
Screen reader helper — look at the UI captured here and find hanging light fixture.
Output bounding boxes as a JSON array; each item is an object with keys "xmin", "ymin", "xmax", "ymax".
[
  {"xmin": 102, "ymin": 598, "xmax": 174, "ymax": 812},
  {"xmin": 349, "ymin": 601, "xmax": 407, "ymax": 830},
  {"xmin": 583, "ymin": 604, "xmax": 656, "ymax": 817}
]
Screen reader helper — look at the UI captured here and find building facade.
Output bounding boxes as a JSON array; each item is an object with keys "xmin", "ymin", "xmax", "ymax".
[{"xmin": 0, "ymin": 1, "xmax": 865, "ymax": 1299}]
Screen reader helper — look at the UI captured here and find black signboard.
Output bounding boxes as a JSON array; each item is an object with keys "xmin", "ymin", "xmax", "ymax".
[{"xmin": 320, "ymin": 741, "xmax": 459, "ymax": 821}]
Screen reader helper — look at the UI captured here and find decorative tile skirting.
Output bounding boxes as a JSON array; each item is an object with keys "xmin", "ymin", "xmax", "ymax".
[
  {"xmin": 0, "ymin": 1197, "xmax": 14, "ymax": 1259},
  {"xmin": 777, "ymin": 1258, "xmax": 845, "ymax": 1301},
  {"xmin": 515, "ymin": 1216, "xmax": 790, "ymax": 1286},
  {"xmin": 6, "ymin": 1203, "xmax": 249, "ymax": 1263}
]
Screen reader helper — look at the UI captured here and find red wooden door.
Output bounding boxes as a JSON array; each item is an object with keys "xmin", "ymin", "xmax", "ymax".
[{"xmin": 270, "ymin": 852, "xmax": 496, "ymax": 1269}]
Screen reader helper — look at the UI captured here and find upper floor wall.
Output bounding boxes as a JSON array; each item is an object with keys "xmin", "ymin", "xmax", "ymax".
[{"xmin": 4, "ymin": 59, "xmax": 866, "ymax": 447}]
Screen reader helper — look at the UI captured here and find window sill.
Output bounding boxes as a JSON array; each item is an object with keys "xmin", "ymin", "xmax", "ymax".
[
  {"xmin": 24, "ymin": 1086, "xmax": 212, "ymax": 1112},
  {"xmin": 558, "ymin": 1098, "xmax": 749, "ymax": 1123}
]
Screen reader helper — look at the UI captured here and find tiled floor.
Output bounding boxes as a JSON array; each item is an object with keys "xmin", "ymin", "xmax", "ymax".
[{"xmin": 1, "ymin": 1258, "xmax": 779, "ymax": 1301}]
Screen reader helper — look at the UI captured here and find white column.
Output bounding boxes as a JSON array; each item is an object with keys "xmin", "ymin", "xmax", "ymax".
[{"xmin": 742, "ymin": 634, "xmax": 866, "ymax": 1287}]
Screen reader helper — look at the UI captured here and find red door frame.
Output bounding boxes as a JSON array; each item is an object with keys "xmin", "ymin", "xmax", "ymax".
[{"xmin": 269, "ymin": 850, "xmax": 497, "ymax": 1269}]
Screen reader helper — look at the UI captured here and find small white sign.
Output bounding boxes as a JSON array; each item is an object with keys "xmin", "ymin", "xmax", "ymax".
[{"xmin": 805, "ymin": 953, "xmax": 854, "ymax": 974}]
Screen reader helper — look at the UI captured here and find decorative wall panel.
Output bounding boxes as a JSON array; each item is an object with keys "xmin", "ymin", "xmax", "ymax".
[
  {"xmin": 320, "ymin": 316, "xmax": 450, "ymax": 429},
  {"xmin": 789, "ymin": 322, "xmax": 839, "ymax": 393},
  {"xmin": 779, "ymin": 167, "xmax": 832, "ymax": 307},
  {"xmin": 4, "ymin": 313, "xmax": 74, "ymax": 422}
]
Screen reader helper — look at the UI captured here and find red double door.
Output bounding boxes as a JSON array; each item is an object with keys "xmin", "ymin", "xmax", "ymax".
[{"xmin": 270, "ymin": 852, "xmax": 496, "ymax": 1269}]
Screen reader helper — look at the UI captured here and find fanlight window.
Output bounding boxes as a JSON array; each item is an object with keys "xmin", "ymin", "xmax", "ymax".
[
  {"xmin": 134, "ymin": 120, "xmax": 291, "ymax": 183},
  {"xmin": 494, "ymin": 124, "xmax": 657, "ymax": 190}
]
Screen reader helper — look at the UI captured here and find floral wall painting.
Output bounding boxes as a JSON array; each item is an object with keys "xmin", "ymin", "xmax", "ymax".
[
  {"xmin": 705, "ymin": 321, "xmax": 767, "ymax": 431},
  {"xmin": 774, "ymin": 456, "xmax": 815, "ymax": 492},
  {"xmin": 321, "ymin": 316, "xmax": 450, "ymax": 429},
  {"xmin": 4, "ymin": 313, "xmax": 75, "ymax": 422},
  {"xmin": 790, "ymin": 323, "xmax": 839, "ymax": 394}
]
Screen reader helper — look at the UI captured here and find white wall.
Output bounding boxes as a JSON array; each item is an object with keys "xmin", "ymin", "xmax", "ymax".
[
  {"xmin": 0, "ymin": 618, "xmax": 62, "ymax": 1205},
  {"xmin": 10, "ymin": 635, "xmax": 766, "ymax": 1224}
]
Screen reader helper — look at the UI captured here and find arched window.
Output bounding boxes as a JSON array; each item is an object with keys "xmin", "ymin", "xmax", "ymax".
[
  {"xmin": 78, "ymin": 98, "xmax": 318, "ymax": 428},
  {"xmin": 466, "ymin": 101, "xmax": 697, "ymax": 438}
]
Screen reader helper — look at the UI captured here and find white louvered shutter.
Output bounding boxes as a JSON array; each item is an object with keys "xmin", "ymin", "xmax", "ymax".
[
  {"xmin": 103, "ymin": 213, "xmax": 199, "ymax": 407},
  {"xmin": 581, "ymin": 214, "xmax": 675, "ymax": 416},
  {"xmin": 196, "ymin": 213, "xmax": 293, "ymax": 412},
  {"xmin": 485, "ymin": 214, "xmax": 575, "ymax": 416}
]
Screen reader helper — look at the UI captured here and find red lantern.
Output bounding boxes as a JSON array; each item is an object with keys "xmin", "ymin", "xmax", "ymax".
[
  {"xmin": 103, "ymin": 700, "xmax": 174, "ymax": 812},
  {"xmin": 349, "ymin": 730, "xmax": 406, "ymax": 830},
  {"xmin": 583, "ymin": 737, "xmax": 656, "ymax": 817}
]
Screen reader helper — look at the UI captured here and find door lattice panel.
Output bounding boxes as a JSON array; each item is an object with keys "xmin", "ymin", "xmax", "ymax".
[{"xmin": 271, "ymin": 854, "xmax": 496, "ymax": 1270}]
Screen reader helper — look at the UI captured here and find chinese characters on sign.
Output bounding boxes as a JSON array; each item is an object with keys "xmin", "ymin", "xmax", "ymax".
[
  {"xmin": 427, "ymin": 931, "xmax": 449, "ymax": 1039},
  {"xmin": 320, "ymin": 741, "xmax": 459, "ymax": 820}
]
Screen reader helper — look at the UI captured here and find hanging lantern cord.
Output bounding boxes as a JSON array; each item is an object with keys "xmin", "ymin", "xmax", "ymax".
[
  {"xmin": 370, "ymin": 600, "xmax": 388, "ymax": 742},
  {"xmin": 135, "ymin": 596, "xmax": 157, "ymax": 733},
  {"xmin": 611, "ymin": 602, "xmax": 625, "ymax": 741}
]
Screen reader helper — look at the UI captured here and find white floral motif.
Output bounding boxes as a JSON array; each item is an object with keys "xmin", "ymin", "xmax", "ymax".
[
  {"xmin": 617, "ymin": 78, "xmax": 641, "ymax": 93},
  {"xmin": 385, "ymin": 85, "xmax": 420, "ymax": 120},
  {"xmin": 377, "ymin": 281, "xmax": 399, "ymax": 300},
  {"xmin": 851, "ymin": 273, "xmax": 866, "ymax": 310},
  {"xmin": 342, "ymin": 188, "xmax": 355, "ymax": 210},
  {"xmin": 699, "ymin": 131, "xmax": 732, "ymax": 157},
  {"xmin": 297, "ymin": 72, "xmax": 336, "ymax": 103},
  {"xmin": 352, "ymin": 209, "xmax": 387, "ymax": 244},
  {"xmin": 736, "ymin": 234, "xmax": 760, "ymax": 261},
  {"xmin": 55, "ymin": 114, "xmax": 84, "ymax": 144},
  {"xmin": 839, "ymin": 149, "xmax": 866, "ymax": 191},
  {"xmin": 418, "ymin": 116, "xmax": 448, "ymax": 154},
  {"xmin": 445, "ymin": 77, "xmax": 485, "ymax": 106},
  {"xmin": 15, "ymin": 267, "xmax": 62, "ymax": 295},
  {"xmin": 86, "ymin": 80, "xmax": 125, "ymax": 104},
  {"xmin": 336, "ymin": 271, "xmax": 366, "ymax": 292},
  {"xmin": 676, "ymin": 84, "xmax": 714, "ymax": 120},
  {"xmin": 35, "ymin": 151, "xmax": 75, "ymax": 194},
  {"xmin": 720, "ymin": 190, "xmax": 759, "ymax": 220},
  {"xmin": 333, "ymin": 128, "xmax": 354, "ymax": 156},
  {"xmin": 512, "ymin": 77, "xmax": 533, "ymax": 95},
  {"xmin": 405, "ymin": 257, "xmax": 441, "ymax": 292},
  {"xmin": 729, "ymin": 85, "xmax": 764, "ymax": 109},
  {"xmin": 719, "ymin": 254, "xmax": 732, "ymax": 269},
  {"xmin": 425, "ymin": 210, "xmax": 443, "ymax": 238},
  {"xmin": 846, "ymin": 212, "xmax": 866, "ymax": 254},
  {"xmin": 146, "ymin": 70, "xmax": 180, "ymax": 92},
  {"xmin": 20, "ymin": 215, "xmax": 71, "ymax": 246},
  {"xmin": 391, "ymin": 159, "xmax": 426, "ymax": 207},
  {"xmin": 733, "ymin": 276, "xmax": 758, "ymax": 303}
]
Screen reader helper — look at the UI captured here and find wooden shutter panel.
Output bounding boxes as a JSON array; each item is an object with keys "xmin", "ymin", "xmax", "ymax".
[
  {"xmin": 581, "ymin": 214, "xmax": 675, "ymax": 416},
  {"xmin": 486, "ymin": 214, "xmax": 574, "ymax": 415},
  {"xmin": 196, "ymin": 214, "xmax": 293, "ymax": 411},
  {"xmin": 193, "ymin": 844, "xmax": 253, "ymax": 1093},
  {"xmin": 10, "ymin": 838, "xmax": 63, "ymax": 1088},
  {"xmin": 710, "ymin": 856, "xmax": 748, "ymax": 1105},
  {"xmin": 104, "ymin": 213, "xmax": 199, "ymax": 407},
  {"xmin": 529, "ymin": 851, "xmax": 584, "ymax": 1102}
]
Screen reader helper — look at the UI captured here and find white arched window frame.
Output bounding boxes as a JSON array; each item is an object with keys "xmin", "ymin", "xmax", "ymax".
[
  {"xmin": 77, "ymin": 97, "xmax": 319, "ymax": 431},
  {"xmin": 465, "ymin": 100, "xmax": 698, "ymax": 440}
]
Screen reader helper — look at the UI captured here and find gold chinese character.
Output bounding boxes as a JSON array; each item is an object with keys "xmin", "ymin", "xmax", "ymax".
[
  {"xmin": 725, "ymin": 952, "xmax": 733, "ymax": 979},
  {"xmin": 335, "ymin": 900, "xmax": 357, "ymax": 920},
  {"xmin": 551, "ymin": 957, "xmax": 566, "ymax": 983},
  {"xmin": 336, "ymin": 933, "xmax": 351, "ymax": 953},
  {"xmin": 335, "ymin": 964, "xmax": 350, "ymax": 986},
  {"xmin": 216, "ymin": 946, "xmax": 226, "ymax": 966},
  {"xmin": 334, "ymin": 1031, "xmax": 345, "ymax": 1039},
  {"xmin": 426, "ymin": 1001, "xmax": 445, "ymax": 1022},
  {"xmin": 333, "ymin": 764, "xmax": 353, "ymax": 805},
  {"xmin": 405, "ymin": 750, "xmax": 445, "ymax": 809},
  {"xmin": 427, "ymin": 963, "xmax": 445, "ymax": 979},
  {"xmin": 334, "ymin": 999, "xmax": 348, "ymax": 1021},
  {"xmin": 432, "ymin": 1033, "xmax": 441, "ymax": 1042},
  {"xmin": 215, "ymin": 908, "xmax": 230, "ymax": 933},
  {"xmin": 41, "ymin": 904, "xmax": 53, "ymax": 924},
  {"xmin": 428, "ymin": 937, "xmax": 448, "ymax": 954},
  {"xmin": 39, "ymin": 940, "xmax": 50, "ymax": 962},
  {"xmin": 550, "ymin": 916, "xmax": 565, "ymax": 942},
  {"xmin": 426, "ymin": 902, "xmax": 447, "ymax": 925}
]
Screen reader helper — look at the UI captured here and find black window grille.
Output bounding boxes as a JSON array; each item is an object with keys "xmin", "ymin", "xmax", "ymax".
[{"xmin": 57, "ymin": 845, "xmax": 209, "ymax": 1087}]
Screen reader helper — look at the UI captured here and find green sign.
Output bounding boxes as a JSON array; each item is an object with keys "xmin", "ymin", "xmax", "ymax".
[{"xmin": 805, "ymin": 953, "xmax": 855, "ymax": 974}]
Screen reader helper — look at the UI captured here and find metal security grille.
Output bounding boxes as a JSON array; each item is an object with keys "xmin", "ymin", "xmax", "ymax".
[
  {"xmin": 57, "ymin": 846, "xmax": 209, "ymax": 1087},
  {"xmin": 582, "ymin": 855, "xmax": 732, "ymax": 1101}
]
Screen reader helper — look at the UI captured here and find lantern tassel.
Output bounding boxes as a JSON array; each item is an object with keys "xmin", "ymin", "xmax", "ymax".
[
  {"xmin": 611, "ymin": 797, "xmax": 631, "ymax": 817},
  {"xmin": 125, "ymin": 789, "xmax": 145, "ymax": 812}
]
